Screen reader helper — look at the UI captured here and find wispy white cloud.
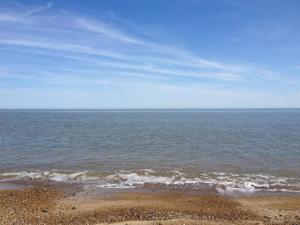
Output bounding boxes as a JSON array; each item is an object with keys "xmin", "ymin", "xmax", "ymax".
[
  {"xmin": 0, "ymin": 2, "xmax": 53, "ymax": 23},
  {"xmin": 76, "ymin": 17, "xmax": 145, "ymax": 45},
  {"xmin": 0, "ymin": 1, "xmax": 284, "ymax": 88},
  {"xmin": 0, "ymin": 39, "xmax": 126, "ymax": 59},
  {"xmin": 23, "ymin": 2, "xmax": 53, "ymax": 17},
  {"xmin": 68, "ymin": 14, "xmax": 280, "ymax": 81}
]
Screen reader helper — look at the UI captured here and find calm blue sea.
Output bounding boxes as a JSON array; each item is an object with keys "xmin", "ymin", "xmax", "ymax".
[{"xmin": 1, "ymin": 109, "xmax": 300, "ymax": 193}]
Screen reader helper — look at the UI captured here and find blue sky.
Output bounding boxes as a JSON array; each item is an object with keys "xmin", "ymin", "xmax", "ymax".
[{"xmin": 0, "ymin": 0, "xmax": 300, "ymax": 108}]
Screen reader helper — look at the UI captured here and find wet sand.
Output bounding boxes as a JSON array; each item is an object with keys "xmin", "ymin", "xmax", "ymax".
[{"xmin": 0, "ymin": 183, "xmax": 299, "ymax": 225}]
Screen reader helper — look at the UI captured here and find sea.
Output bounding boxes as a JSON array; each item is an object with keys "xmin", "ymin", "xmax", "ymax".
[{"xmin": 0, "ymin": 109, "xmax": 300, "ymax": 194}]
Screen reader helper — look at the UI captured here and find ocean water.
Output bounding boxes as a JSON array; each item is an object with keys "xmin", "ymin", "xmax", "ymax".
[{"xmin": 0, "ymin": 109, "xmax": 300, "ymax": 194}]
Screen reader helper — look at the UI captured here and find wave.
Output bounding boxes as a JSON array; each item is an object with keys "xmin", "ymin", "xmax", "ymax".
[{"xmin": 1, "ymin": 169, "xmax": 300, "ymax": 194}]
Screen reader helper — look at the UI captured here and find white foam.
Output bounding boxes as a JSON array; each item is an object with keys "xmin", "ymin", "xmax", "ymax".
[
  {"xmin": 1, "ymin": 170, "xmax": 300, "ymax": 193},
  {"xmin": 1, "ymin": 171, "xmax": 93, "ymax": 182},
  {"xmin": 99, "ymin": 172, "xmax": 178, "ymax": 188}
]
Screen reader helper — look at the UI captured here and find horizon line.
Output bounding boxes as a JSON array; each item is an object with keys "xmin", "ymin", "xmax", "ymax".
[{"xmin": 1, "ymin": 107, "xmax": 300, "ymax": 110}]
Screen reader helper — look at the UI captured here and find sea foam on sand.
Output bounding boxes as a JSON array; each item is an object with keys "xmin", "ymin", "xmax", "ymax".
[{"xmin": 1, "ymin": 169, "xmax": 300, "ymax": 194}]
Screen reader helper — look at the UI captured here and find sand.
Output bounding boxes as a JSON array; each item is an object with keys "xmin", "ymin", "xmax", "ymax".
[{"xmin": 0, "ymin": 184, "xmax": 299, "ymax": 225}]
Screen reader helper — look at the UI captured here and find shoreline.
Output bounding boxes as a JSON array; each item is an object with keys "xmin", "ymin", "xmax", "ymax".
[
  {"xmin": 2, "ymin": 168, "xmax": 300, "ymax": 196},
  {"xmin": 1, "ymin": 176, "xmax": 300, "ymax": 198},
  {"xmin": 0, "ymin": 181, "xmax": 300, "ymax": 225}
]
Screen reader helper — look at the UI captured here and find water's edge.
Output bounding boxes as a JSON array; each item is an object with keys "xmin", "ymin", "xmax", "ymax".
[{"xmin": 1, "ymin": 169, "xmax": 300, "ymax": 196}]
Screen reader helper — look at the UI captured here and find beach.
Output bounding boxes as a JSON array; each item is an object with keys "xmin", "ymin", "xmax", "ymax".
[{"xmin": 0, "ymin": 182, "xmax": 300, "ymax": 225}]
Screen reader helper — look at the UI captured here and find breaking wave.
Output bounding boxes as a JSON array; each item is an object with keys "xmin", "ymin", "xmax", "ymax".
[{"xmin": 1, "ymin": 169, "xmax": 300, "ymax": 194}]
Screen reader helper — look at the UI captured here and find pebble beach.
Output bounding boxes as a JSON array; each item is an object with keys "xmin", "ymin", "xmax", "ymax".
[{"xmin": 0, "ymin": 182, "xmax": 299, "ymax": 225}]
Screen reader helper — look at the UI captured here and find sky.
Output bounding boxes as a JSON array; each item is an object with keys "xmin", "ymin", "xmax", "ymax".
[{"xmin": 0, "ymin": 0, "xmax": 300, "ymax": 108}]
